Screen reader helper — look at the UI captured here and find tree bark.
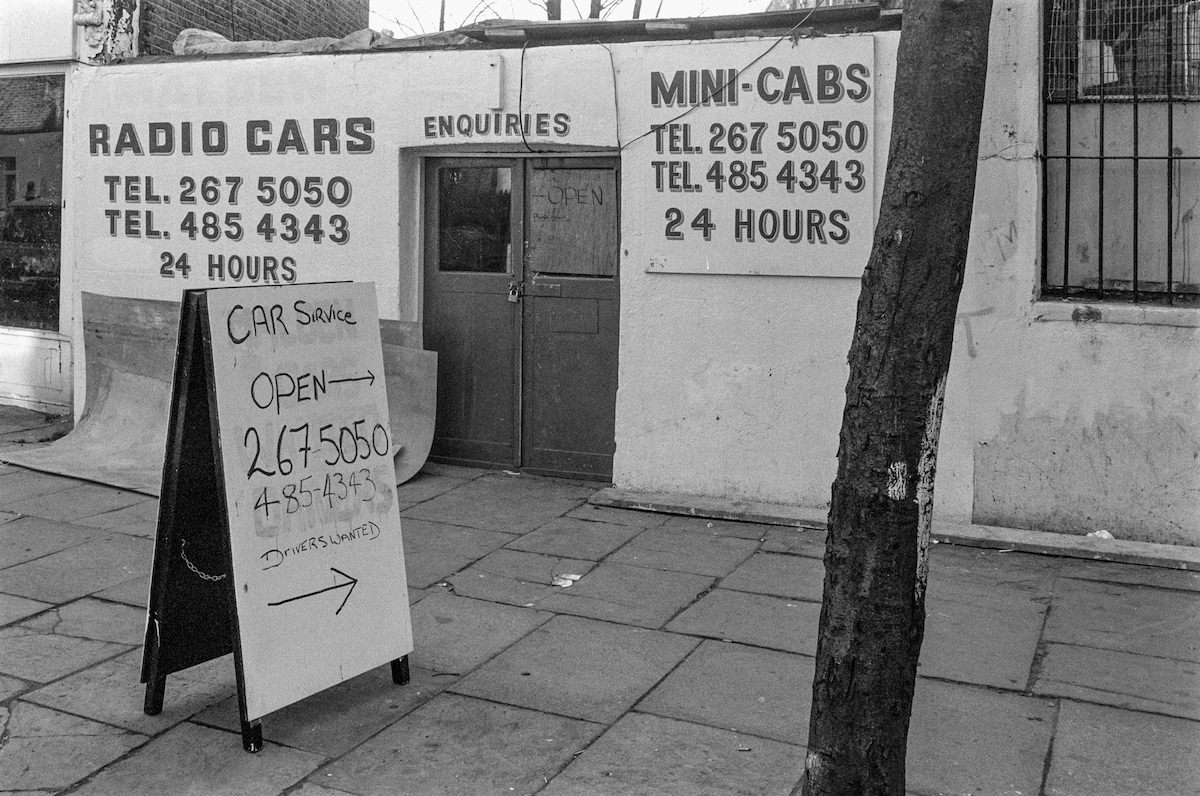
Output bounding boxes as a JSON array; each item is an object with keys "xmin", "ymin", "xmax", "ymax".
[
  {"xmin": 800, "ymin": 2, "xmax": 993, "ymax": 794},
  {"xmin": 547, "ymin": 0, "xmax": 562, "ymax": 20}
]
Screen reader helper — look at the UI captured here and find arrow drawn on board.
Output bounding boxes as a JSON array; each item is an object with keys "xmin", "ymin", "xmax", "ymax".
[
  {"xmin": 328, "ymin": 370, "xmax": 375, "ymax": 387},
  {"xmin": 267, "ymin": 567, "xmax": 358, "ymax": 615}
]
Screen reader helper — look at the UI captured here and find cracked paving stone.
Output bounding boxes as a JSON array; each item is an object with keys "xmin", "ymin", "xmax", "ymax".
[
  {"xmin": 0, "ymin": 593, "xmax": 53, "ymax": 626},
  {"xmin": 67, "ymin": 721, "xmax": 323, "ymax": 796},
  {"xmin": 0, "ymin": 532, "xmax": 152, "ymax": 603},
  {"xmin": 0, "ymin": 701, "xmax": 146, "ymax": 792},
  {"xmin": 445, "ymin": 548, "xmax": 594, "ymax": 606},
  {"xmin": 19, "ymin": 597, "xmax": 146, "ymax": 646},
  {"xmin": 24, "ymin": 649, "xmax": 236, "ymax": 736},
  {"xmin": 0, "ymin": 621, "xmax": 131, "ymax": 683},
  {"xmin": 536, "ymin": 562, "xmax": 714, "ymax": 629},
  {"xmin": 453, "ymin": 614, "xmax": 698, "ymax": 724},
  {"xmin": 506, "ymin": 516, "xmax": 645, "ymax": 561}
]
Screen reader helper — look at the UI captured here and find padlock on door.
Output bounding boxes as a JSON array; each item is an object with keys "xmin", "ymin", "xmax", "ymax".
[{"xmin": 507, "ymin": 281, "xmax": 523, "ymax": 303}]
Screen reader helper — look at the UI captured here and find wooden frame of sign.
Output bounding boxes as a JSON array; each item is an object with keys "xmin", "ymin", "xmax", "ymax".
[{"xmin": 141, "ymin": 283, "xmax": 414, "ymax": 752}]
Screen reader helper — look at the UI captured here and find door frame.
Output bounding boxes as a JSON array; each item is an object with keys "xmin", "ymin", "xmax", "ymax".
[{"xmin": 421, "ymin": 154, "xmax": 620, "ymax": 478}]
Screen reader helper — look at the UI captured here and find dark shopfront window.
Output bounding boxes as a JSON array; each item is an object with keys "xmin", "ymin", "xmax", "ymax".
[{"xmin": 0, "ymin": 75, "xmax": 64, "ymax": 331}]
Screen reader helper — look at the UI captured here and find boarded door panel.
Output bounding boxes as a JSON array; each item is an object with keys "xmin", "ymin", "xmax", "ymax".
[
  {"xmin": 522, "ymin": 163, "xmax": 619, "ymax": 480},
  {"xmin": 425, "ymin": 163, "xmax": 521, "ymax": 467}
]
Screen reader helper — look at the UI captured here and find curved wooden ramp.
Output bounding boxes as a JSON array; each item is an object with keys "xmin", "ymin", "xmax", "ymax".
[{"xmin": 2, "ymin": 292, "xmax": 436, "ymax": 495}]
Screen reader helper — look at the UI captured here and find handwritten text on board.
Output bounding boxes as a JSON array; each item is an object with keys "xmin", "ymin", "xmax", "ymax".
[{"xmin": 205, "ymin": 283, "xmax": 411, "ymax": 721}]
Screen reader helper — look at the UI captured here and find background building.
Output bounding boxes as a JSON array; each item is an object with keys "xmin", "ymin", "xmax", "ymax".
[{"xmin": 3, "ymin": 2, "xmax": 1197, "ymax": 547}]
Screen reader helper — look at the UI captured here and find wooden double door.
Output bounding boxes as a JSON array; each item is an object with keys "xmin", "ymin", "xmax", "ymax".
[{"xmin": 423, "ymin": 157, "xmax": 619, "ymax": 480}]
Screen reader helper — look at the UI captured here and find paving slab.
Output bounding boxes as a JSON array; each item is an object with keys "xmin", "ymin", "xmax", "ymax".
[
  {"xmin": 505, "ymin": 516, "xmax": 645, "ymax": 560},
  {"xmin": 394, "ymin": 467, "xmax": 480, "ymax": 507},
  {"xmin": 445, "ymin": 548, "xmax": 594, "ymax": 606},
  {"xmin": 4, "ymin": 482, "xmax": 147, "ymax": 522},
  {"xmin": 400, "ymin": 472, "xmax": 592, "ymax": 534},
  {"xmin": 1044, "ymin": 700, "xmax": 1200, "ymax": 795},
  {"xmin": 536, "ymin": 562, "xmax": 714, "ymax": 628},
  {"xmin": 0, "ymin": 593, "xmax": 52, "ymax": 626},
  {"xmin": 1033, "ymin": 642, "xmax": 1200, "ymax": 720},
  {"xmin": 20, "ymin": 596, "xmax": 145, "ymax": 645},
  {"xmin": 317, "ymin": 692, "xmax": 603, "ymax": 796},
  {"xmin": 0, "ymin": 672, "xmax": 31, "ymax": 702},
  {"xmin": 720, "ymin": 552, "xmax": 825, "ymax": 602},
  {"xmin": 638, "ymin": 640, "xmax": 813, "ymax": 744},
  {"xmin": 73, "ymin": 498, "xmax": 159, "ymax": 537},
  {"xmin": 409, "ymin": 591, "xmax": 552, "ymax": 674},
  {"xmin": 1056, "ymin": 558, "xmax": 1200, "ymax": 592},
  {"xmin": 760, "ymin": 525, "xmax": 826, "ymax": 558},
  {"xmin": 67, "ymin": 721, "xmax": 325, "ymax": 796},
  {"xmin": 542, "ymin": 712, "xmax": 805, "ymax": 796},
  {"xmin": 289, "ymin": 784, "xmax": 359, "ymax": 796},
  {"xmin": 0, "ymin": 515, "xmax": 97, "ymax": 569},
  {"xmin": 0, "ymin": 623, "xmax": 131, "ymax": 683},
  {"xmin": 667, "ymin": 589, "xmax": 820, "ymax": 655},
  {"xmin": 195, "ymin": 664, "xmax": 445, "ymax": 757},
  {"xmin": 660, "ymin": 514, "xmax": 778, "ymax": 541},
  {"xmin": 398, "ymin": 518, "xmax": 517, "ymax": 589},
  {"xmin": 906, "ymin": 677, "xmax": 1055, "ymax": 796},
  {"xmin": 0, "ymin": 701, "xmax": 146, "ymax": 792},
  {"xmin": 93, "ymin": 574, "xmax": 150, "ymax": 607},
  {"xmin": 606, "ymin": 527, "xmax": 757, "ymax": 577},
  {"xmin": 0, "ymin": 468, "xmax": 80, "ymax": 502},
  {"xmin": 1044, "ymin": 577, "xmax": 1200, "ymax": 662},
  {"xmin": 0, "ymin": 531, "xmax": 152, "ymax": 603},
  {"xmin": 565, "ymin": 502, "xmax": 668, "ymax": 528},
  {"xmin": 928, "ymin": 543, "xmax": 1060, "ymax": 598},
  {"xmin": 919, "ymin": 574, "xmax": 1047, "ymax": 690},
  {"xmin": 23, "ymin": 649, "xmax": 235, "ymax": 735},
  {"xmin": 453, "ymin": 614, "xmax": 698, "ymax": 724}
]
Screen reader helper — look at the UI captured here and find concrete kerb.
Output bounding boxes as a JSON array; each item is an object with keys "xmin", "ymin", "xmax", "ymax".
[{"xmin": 591, "ymin": 487, "xmax": 1200, "ymax": 572}]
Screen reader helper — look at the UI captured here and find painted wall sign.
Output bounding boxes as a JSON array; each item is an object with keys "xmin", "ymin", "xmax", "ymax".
[
  {"xmin": 632, "ymin": 37, "xmax": 876, "ymax": 277},
  {"xmin": 141, "ymin": 281, "xmax": 412, "ymax": 751},
  {"xmin": 85, "ymin": 116, "xmax": 375, "ymax": 287}
]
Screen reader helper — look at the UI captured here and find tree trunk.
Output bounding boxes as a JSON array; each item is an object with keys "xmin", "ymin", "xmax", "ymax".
[
  {"xmin": 589, "ymin": 0, "xmax": 603, "ymax": 19},
  {"xmin": 800, "ymin": 2, "xmax": 993, "ymax": 794},
  {"xmin": 547, "ymin": 0, "xmax": 562, "ymax": 20}
]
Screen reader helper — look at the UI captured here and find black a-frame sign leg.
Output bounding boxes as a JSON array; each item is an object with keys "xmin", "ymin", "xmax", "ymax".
[
  {"xmin": 241, "ymin": 719, "xmax": 263, "ymax": 753},
  {"xmin": 144, "ymin": 674, "xmax": 167, "ymax": 716},
  {"xmin": 391, "ymin": 656, "xmax": 410, "ymax": 685}
]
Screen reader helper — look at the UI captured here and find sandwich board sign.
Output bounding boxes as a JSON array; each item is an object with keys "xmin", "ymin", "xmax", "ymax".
[{"xmin": 140, "ymin": 282, "xmax": 413, "ymax": 752}]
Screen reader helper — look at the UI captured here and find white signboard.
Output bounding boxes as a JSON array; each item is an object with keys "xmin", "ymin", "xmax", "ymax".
[
  {"xmin": 633, "ymin": 37, "xmax": 876, "ymax": 277},
  {"xmin": 205, "ymin": 282, "xmax": 411, "ymax": 721}
]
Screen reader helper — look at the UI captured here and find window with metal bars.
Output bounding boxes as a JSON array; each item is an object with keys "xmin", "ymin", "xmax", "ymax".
[{"xmin": 1044, "ymin": 1, "xmax": 1200, "ymax": 305}]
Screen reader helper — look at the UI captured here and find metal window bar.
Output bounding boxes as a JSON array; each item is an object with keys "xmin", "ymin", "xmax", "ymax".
[{"xmin": 1043, "ymin": 0, "xmax": 1200, "ymax": 305}]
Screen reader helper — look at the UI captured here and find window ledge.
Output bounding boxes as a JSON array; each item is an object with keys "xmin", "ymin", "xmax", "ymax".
[{"xmin": 1032, "ymin": 301, "xmax": 1200, "ymax": 328}]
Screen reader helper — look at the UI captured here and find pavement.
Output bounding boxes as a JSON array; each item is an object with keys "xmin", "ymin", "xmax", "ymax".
[{"xmin": 2, "ymin": 405, "xmax": 1199, "ymax": 795}]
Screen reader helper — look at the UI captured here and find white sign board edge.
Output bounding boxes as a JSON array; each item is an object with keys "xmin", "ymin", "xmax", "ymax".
[{"xmin": 204, "ymin": 281, "xmax": 412, "ymax": 722}]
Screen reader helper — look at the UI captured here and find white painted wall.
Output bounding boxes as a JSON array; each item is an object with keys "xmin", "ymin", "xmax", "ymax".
[
  {"xmin": 0, "ymin": 1, "xmax": 75, "ymax": 64},
  {"xmin": 53, "ymin": 9, "xmax": 1200, "ymax": 543}
]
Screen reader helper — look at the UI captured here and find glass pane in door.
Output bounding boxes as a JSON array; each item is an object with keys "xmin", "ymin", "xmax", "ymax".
[{"xmin": 437, "ymin": 166, "xmax": 512, "ymax": 273}]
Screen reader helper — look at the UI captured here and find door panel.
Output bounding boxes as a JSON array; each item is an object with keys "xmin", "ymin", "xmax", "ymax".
[
  {"xmin": 522, "ymin": 162, "xmax": 619, "ymax": 479},
  {"xmin": 423, "ymin": 157, "xmax": 618, "ymax": 480},
  {"xmin": 424, "ymin": 162, "xmax": 521, "ymax": 467}
]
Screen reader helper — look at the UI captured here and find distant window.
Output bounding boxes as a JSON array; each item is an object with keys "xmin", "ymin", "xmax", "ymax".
[
  {"xmin": 1043, "ymin": 1, "xmax": 1200, "ymax": 304},
  {"xmin": 0, "ymin": 75, "xmax": 64, "ymax": 331}
]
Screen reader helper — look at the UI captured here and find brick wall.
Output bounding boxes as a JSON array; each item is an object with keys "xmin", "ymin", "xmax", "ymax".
[{"xmin": 140, "ymin": 0, "xmax": 371, "ymax": 56}]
